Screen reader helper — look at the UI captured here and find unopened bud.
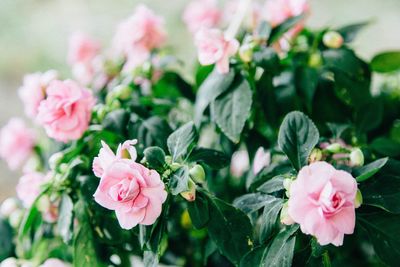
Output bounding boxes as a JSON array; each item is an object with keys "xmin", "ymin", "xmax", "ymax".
[
  {"xmin": 280, "ymin": 203, "xmax": 295, "ymax": 225},
  {"xmin": 239, "ymin": 43, "xmax": 254, "ymax": 63},
  {"xmin": 350, "ymin": 148, "xmax": 364, "ymax": 167},
  {"xmin": 0, "ymin": 198, "xmax": 19, "ymax": 218},
  {"xmin": 283, "ymin": 178, "xmax": 292, "ymax": 198},
  {"xmin": 113, "ymin": 85, "xmax": 132, "ymax": 100},
  {"xmin": 165, "ymin": 156, "xmax": 172, "ymax": 165},
  {"xmin": 109, "ymin": 99, "xmax": 121, "ymax": 111},
  {"xmin": 9, "ymin": 209, "xmax": 23, "ymax": 228},
  {"xmin": 180, "ymin": 179, "xmax": 196, "ymax": 202},
  {"xmin": 355, "ymin": 189, "xmax": 363, "ymax": 208},
  {"xmin": 93, "ymin": 104, "xmax": 107, "ymax": 122},
  {"xmin": 323, "ymin": 31, "xmax": 344, "ymax": 49},
  {"xmin": 170, "ymin": 162, "xmax": 182, "ymax": 172},
  {"xmin": 48, "ymin": 152, "xmax": 64, "ymax": 170},
  {"xmin": 309, "ymin": 148, "xmax": 323, "ymax": 163},
  {"xmin": 308, "ymin": 52, "xmax": 322, "ymax": 68},
  {"xmin": 37, "ymin": 195, "xmax": 51, "ymax": 213},
  {"xmin": 325, "ymin": 143, "xmax": 342, "ymax": 153},
  {"xmin": 189, "ymin": 164, "xmax": 206, "ymax": 183}
]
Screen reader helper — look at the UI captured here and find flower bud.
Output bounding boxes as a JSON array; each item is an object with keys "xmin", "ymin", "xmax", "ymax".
[
  {"xmin": 309, "ymin": 148, "xmax": 322, "ymax": 163},
  {"xmin": 0, "ymin": 198, "xmax": 19, "ymax": 218},
  {"xmin": 180, "ymin": 179, "xmax": 196, "ymax": 202},
  {"xmin": 239, "ymin": 43, "xmax": 254, "ymax": 63},
  {"xmin": 93, "ymin": 104, "xmax": 107, "ymax": 122},
  {"xmin": 0, "ymin": 257, "xmax": 18, "ymax": 267},
  {"xmin": 189, "ymin": 164, "xmax": 206, "ymax": 183},
  {"xmin": 355, "ymin": 189, "xmax": 363, "ymax": 208},
  {"xmin": 325, "ymin": 143, "xmax": 342, "ymax": 153},
  {"xmin": 308, "ymin": 52, "xmax": 322, "ymax": 68},
  {"xmin": 283, "ymin": 178, "xmax": 292, "ymax": 197},
  {"xmin": 48, "ymin": 152, "xmax": 64, "ymax": 170},
  {"xmin": 165, "ymin": 156, "xmax": 172, "ymax": 165},
  {"xmin": 113, "ymin": 85, "xmax": 132, "ymax": 100},
  {"xmin": 280, "ymin": 203, "xmax": 295, "ymax": 225},
  {"xmin": 350, "ymin": 148, "xmax": 364, "ymax": 167},
  {"xmin": 9, "ymin": 209, "xmax": 23, "ymax": 228},
  {"xmin": 323, "ymin": 31, "xmax": 344, "ymax": 49},
  {"xmin": 170, "ymin": 162, "xmax": 182, "ymax": 172}
]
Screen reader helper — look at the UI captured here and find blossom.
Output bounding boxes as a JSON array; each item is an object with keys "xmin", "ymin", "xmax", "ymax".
[
  {"xmin": 18, "ymin": 70, "xmax": 58, "ymax": 118},
  {"xmin": 195, "ymin": 28, "xmax": 239, "ymax": 74},
  {"xmin": 112, "ymin": 4, "xmax": 166, "ymax": 67},
  {"xmin": 67, "ymin": 32, "xmax": 100, "ymax": 66},
  {"xmin": 183, "ymin": 0, "xmax": 221, "ymax": 34},
  {"xmin": 93, "ymin": 140, "xmax": 167, "ymax": 229},
  {"xmin": 16, "ymin": 172, "xmax": 48, "ymax": 208},
  {"xmin": 40, "ymin": 259, "xmax": 70, "ymax": 267},
  {"xmin": 288, "ymin": 162, "xmax": 358, "ymax": 246},
  {"xmin": 263, "ymin": 0, "xmax": 309, "ymax": 27},
  {"xmin": 0, "ymin": 118, "xmax": 35, "ymax": 170},
  {"xmin": 253, "ymin": 147, "xmax": 271, "ymax": 174},
  {"xmin": 230, "ymin": 150, "xmax": 250, "ymax": 177},
  {"xmin": 37, "ymin": 80, "xmax": 95, "ymax": 142}
]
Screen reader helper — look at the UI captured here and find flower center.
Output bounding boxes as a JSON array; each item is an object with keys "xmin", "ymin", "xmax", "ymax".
[
  {"xmin": 317, "ymin": 181, "xmax": 346, "ymax": 217},
  {"xmin": 109, "ymin": 178, "xmax": 140, "ymax": 203}
]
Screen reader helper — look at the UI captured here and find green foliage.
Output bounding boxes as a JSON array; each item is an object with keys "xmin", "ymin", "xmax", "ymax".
[
  {"xmin": 167, "ymin": 121, "xmax": 198, "ymax": 162},
  {"xmin": 371, "ymin": 51, "xmax": 400, "ymax": 73}
]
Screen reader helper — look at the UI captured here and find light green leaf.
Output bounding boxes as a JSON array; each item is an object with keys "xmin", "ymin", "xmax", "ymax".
[
  {"xmin": 371, "ymin": 51, "xmax": 400, "ymax": 73},
  {"xmin": 354, "ymin": 157, "xmax": 388, "ymax": 182},
  {"xmin": 57, "ymin": 194, "xmax": 74, "ymax": 243}
]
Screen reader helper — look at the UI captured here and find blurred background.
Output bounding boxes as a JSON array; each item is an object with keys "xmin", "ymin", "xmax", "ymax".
[{"xmin": 0, "ymin": 0, "xmax": 399, "ymax": 201}]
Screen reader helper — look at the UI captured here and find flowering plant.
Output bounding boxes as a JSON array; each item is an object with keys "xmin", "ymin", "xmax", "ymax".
[{"xmin": 1, "ymin": 0, "xmax": 400, "ymax": 266}]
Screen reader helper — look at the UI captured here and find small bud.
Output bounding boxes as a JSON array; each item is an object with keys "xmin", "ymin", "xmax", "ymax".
[
  {"xmin": 189, "ymin": 164, "xmax": 206, "ymax": 183},
  {"xmin": 239, "ymin": 43, "xmax": 254, "ymax": 63},
  {"xmin": 283, "ymin": 178, "xmax": 292, "ymax": 197},
  {"xmin": 355, "ymin": 189, "xmax": 363, "ymax": 208},
  {"xmin": 93, "ymin": 104, "xmax": 107, "ymax": 122},
  {"xmin": 180, "ymin": 179, "xmax": 196, "ymax": 202},
  {"xmin": 113, "ymin": 85, "xmax": 132, "ymax": 100},
  {"xmin": 308, "ymin": 52, "xmax": 322, "ymax": 68},
  {"xmin": 170, "ymin": 162, "xmax": 182, "ymax": 172},
  {"xmin": 48, "ymin": 152, "xmax": 64, "ymax": 170},
  {"xmin": 309, "ymin": 148, "xmax": 323, "ymax": 163},
  {"xmin": 180, "ymin": 210, "xmax": 192, "ymax": 229},
  {"xmin": 0, "ymin": 198, "xmax": 19, "ymax": 218},
  {"xmin": 350, "ymin": 148, "xmax": 364, "ymax": 167},
  {"xmin": 165, "ymin": 156, "xmax": 172, "ymax": 165},
  {"xmin": 37, "ymin": 195, "xmax": 51, "ymax": 213},
  {"xmin": 109, "ymin": 99, "xmax": 121, "ymax": 111},
  {"xmin": 9, "ymin": 209, "xmax": 23, "ymax": 228},
  {"xmin": 323, "ymin": 31, "xmax": 344, "ymax": 49},
  {"xmin": 280, "ymin": 203, "xmax": 295, "ymax": 225},
  {"xmin": 105, "ymin": 91, "xmax": 116, "ymax": 105},
  {"xmin": 325, "ymin": 143, "xmax": 342, "ymax": 153}
]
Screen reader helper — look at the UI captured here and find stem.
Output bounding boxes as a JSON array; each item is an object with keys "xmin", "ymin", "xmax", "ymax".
[
  {"xmin": 322, "ymin": 251, "xmax": 332, "ymax": 267},
  {"xmin": 225, "ymin": 0, "xmax": 252, "ymax": 39}
]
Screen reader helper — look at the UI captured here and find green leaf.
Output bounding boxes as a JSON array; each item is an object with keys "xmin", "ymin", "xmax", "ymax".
[
  {"xmin": 253, "ymin": 47, "xmax": 279, "ymax": 73},
  {"xmin": 207, "ymin": 194, "xmax": 254, "ymax": 265},
  {"xmin": 358, "ymin": 211, "xmax": 400, "ymax": 266},
  {"xmin": 261, "ymin": 225, "xmax": 299, "ymax": 267},
  {"xmin": 268, "ymin": 14, "xmax": 305, "ymax": 44},
  {"xmin": 259, "ymin": 198, "xmax": 284, "ymax": 243},
  {"xmin": 212, "ymin": 78, "xmax": 253, "ymax": 143},
  {"xmin": 143, "ymin": 146, "xmax": 166, "ymax": 170},
  {"xmin": 295, "ymin": 67, "xmax": 319, "ymax": 112},
  {"xmin": 278, "ymin": 111, "xmax": 320, "ymax": 170},
  {"xmin": 240, "ymin": 245, "xmax": 266, "ymax": 267},
  {"xmin": 336, "ymin": 21, "xmax": 371, "ymax": 43},
  {"xmin": 370, "ymin": 137, "xmax": 400, "ymax": 157},
  {"xmin": 188, "ymin": 147, "xmax": 230, "ymax": 169},
  {"xmin": 0, "ymin": 218, "xmax": 13, "ymax": 261},
  {"xmin": 233, "ymin": 193, "xmax": 278, "ymax": 214},
  {"xmin": 143, "ymin": 250, "xmax": 159, "ymax": 267},
  {"xmin": 371, "ymin": 51, "xmax": 400, "ymax": 73},
  {"xmin": 102, "ymin": 109, "xmax": 129, "ymax": 134},
  {"xmin": 194, "ymin": 69, "xmax": 235, "ymax": 125},
  {"xmin": 167, "ymin": 121, "xmax": 197, "ymax": 162},
  {"xmin": 354, "ymin": 98, "xmax": 383, "ymax": 133},
  {"xmin": 257, "ymin": 175, "xmax": 285, "ymax": 194},
  {"xmin": 354, "ymin": 157, "xmax": 388, "ymax": 182},
  {"xmin": 187, "ymin": 190, "xmax": 210, "ymax": 229},
  {"xmin": 57, "ymin": 194, "xmax": 74, "ymax": 243},
  {"xmin": 169, "ymin": 166, "xmax": 190, "ymax": 195}
]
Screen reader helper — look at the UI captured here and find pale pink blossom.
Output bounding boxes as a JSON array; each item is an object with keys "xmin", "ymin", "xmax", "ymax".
[
  {"xmin": 253, "ymin": 147, "xmax": 271, "ymax": 174},
  {"xmin": 183, "ymin": 0, "xmax": 221, "ymax": 34},
  {"xmin": 223, "ymin": 0, "xmax": 263, "ymax": 30},
  {"xmin": 263, "ymin": 0, "xmax": 309, "ymax": 27},
  {"xmin": 18, "ymin": 70, "xmax": 58, "ymax": 118},
  {"xmin": 67, "ymin": 32, "xmax": 100, "ymax": 66},
  {"xmin": 195, "ymin": 28, "xmax": 239, "ymax": 74},
  {"xmin": 93, "ymin": 140, "xmax": 167, "ymax": 229},
  {"xmin": 288, "ymin": 162, "xmax": 357, "ymax": 246},
  {"xmin": 0, "ymin": 118, "xmax": 35, "ymax": 170},
  {"xmin": 112, "ymin": 4, "xmax": 166, "ymax": 67},
  {"xmin": 37, "ymin": 80, "xmax": 95, "ymax": 142},
  {"xmin": 16, "ymin": 172, "xmax": 48, "ymax": 208},
  {"xmin": 230, "ymin": 150, "xmax": 250, "ymax": 177},
  {"xmin": 40, "ymin": 258, "xmax": 70, "ymax": 267}
]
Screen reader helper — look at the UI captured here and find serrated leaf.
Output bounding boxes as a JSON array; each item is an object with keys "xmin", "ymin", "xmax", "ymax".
[
  {"xmin": 212, "ymin": 78, "xmax": 252, "ymax": 143},
  {"xmin": 167, "ymin": 122, "xmax": 197, "ymax": 162},
  {"xmin": 278, "ymin": 111, "xmax": 320, "ymax": 170}
]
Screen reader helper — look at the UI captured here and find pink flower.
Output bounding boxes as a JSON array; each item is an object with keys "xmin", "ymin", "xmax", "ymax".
[
  {"xmin": 18, "ymin": 70, "xmax": 58, "ymax": 118},
  {"xmin": 93, "ymin": 140, "xmax": 167, "ymax": 229},
  {"xmin": 183, "ymin": 0, "xmax": 221, "ymax": 34},
  {"xmin": 0, "ymin": 118, "xmax": 35, "ymax": 170},
  {"xmin": 67, "ymin": 32, "xmax": 100, "ymax": 66},
  {"xmin": 37, "ymin": 80, "xmax": 95, "ymax": 142},
  {"xmin": 230, "ymin": 150, "xmax": 250, "ymax": 177},
  {"xmin": 16, "ymin": 172, "xmax": 48, "ymax": 208},
  {"xmin": 263, "ymin": 0, "xmax": 309, "ymax": 27},
  {"xmin": 253, "ymin": 147, "xmax": 271, "ymax": 174},
  {"xmin": 195, "ymin": 28, "xmax": 239, "ymax": 74},
  {"xmin": 112, "ymin": 4, "xmax": 166, "ymax": 67},
  {"xmin": 288, "ymin": 162, "xmax": 357, "ymax": 246},
  {"xmin": 40, "ymin": 258, "xmax": 70, "ymax": 267}
]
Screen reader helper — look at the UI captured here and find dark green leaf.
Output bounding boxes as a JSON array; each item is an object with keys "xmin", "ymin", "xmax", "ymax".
[
  {"xmin": 0, "ymin": 218, "xmax": 13, "ymax": 260},
  {"xmin": 336, "ymin": 21, "xmax": 371, "ymax": 43},
  {"xmin": 253, "ymin": 47, "xmax": 279, "ymax": 73},
  {"xmin": 169, "ymin": 166, "xmax": 190, "ymax": 195},
  {"xmin": 194, "ymin": 69, "xmax": 235, "ymax": 125},
  {"xmin": 57, "ymin": 194, "xmax": 74, "ymax": 243},
  {"xmin": 295, "ymin": 67, "xmax": 319, "ymax": 112},
  {"xmin": 143, "ymin": 146, "xmax": 166, "ymax": 170},
  {"xmin": 187, "ymin": 190, "xmax": 210, "ymax": 229},
  {"xmin": 257, "ymin": 175, "xmax": 285, "ymax": 194},
  {"xmin": 188, "ymin": 147, "xmax": 229, "ymax": 169},
  {"xmin": 354, "ymin": 98, "xmax": 383, "ymax": 132},
  {"xmin": 278, "ymin": 111, "xmax": 320, "ymax": 170},
  {"xmin": 354, "ymin": 157, "xmax": 388, "ymax": 182},
  {"xmin": 102, "ymin": 109, "xmax": 129, "ymax": 134},
  {"xmin": 233, "ymin": 193, "xmax": 278, "ymax": 214},
  {"xmin": 371, "ymin": 51, "xmax": 400, "ymax": 73},
  {"xmin": 269, "ymin": 15, "xmax": 305, "ymax": 44},
  {"xmin": 370, "ymin": 137, "xmax": 400, "ymax": 157},
  {"xmin": 167, "ymin": 121, "xmax": 197, "ymax": 162},
  {"xmin": 240, "ymin": 245, "xmax": 266, "ymax": 267},
  {"xmin": 212, "ymin": 78, "xmax": 252, "ymax": 143},
  {"xmin": 259, "ymin": 198, "xmax": 284, "ymax": 243}
]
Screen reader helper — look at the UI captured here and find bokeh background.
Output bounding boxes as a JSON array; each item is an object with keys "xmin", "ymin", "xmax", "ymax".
[{"xmin": 0, "ymin": 0, "xmax": 399, "ymax": 201}]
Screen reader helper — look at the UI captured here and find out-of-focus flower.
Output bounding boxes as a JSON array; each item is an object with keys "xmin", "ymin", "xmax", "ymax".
[
  {"xmin": 323, "ymin": 31, "xmax": 344, "ymax": 49},
  {"xmin": 230, "ymin": 150, "xmax": 250, "ymax": 177},
  {"xmin": 37, "ymin": 80, "xmax": 95, "ymax": 142},
  {"xmin": 253, "ymin": 147, "xmax": 271, "ymax": 174},
  {"xmin": 263, "ymin": 0, "xmax": 309, "ymax": 27},
  {"xmin": 0, "ymin": 118, "xmax": 35, "ymax": 170},
  {"xmin": 112, "ymin": 4, "xmax": 166, "ymax": 68},
  {"xmin": 93, "ymin": 140, "xmax": 167, "ymax": 229},
  {"xmin": 67, "ymin": 32, "xmax": 101, "ymax": 66},
  {"xmin": 195, "ymin": 28, "xmax": 239, "ymax": 74},
  {"xmin": 16, "ymin": 172, "xmax": 48, "ymax": 208},
  {"xmin": 0, "ymin": 198, "xmax": 19, "ymax": 218},
  {"xmin": 0, "ymin": 257, "xmax": 18, "ymax": 267},
  {"xmin": 18, "ymin": 70, "xmax": 58, "ymax": 119},
  {"xmin": 40, "ymin": 259, "xmax": 70, "ymax": 267},
  {"xmin": 288, "ymin": 162, "xmax": 357, "ymax": 246},
  {"xmin": 183, "ymin": 0, "xmax": 221, "ymax": 34}
]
